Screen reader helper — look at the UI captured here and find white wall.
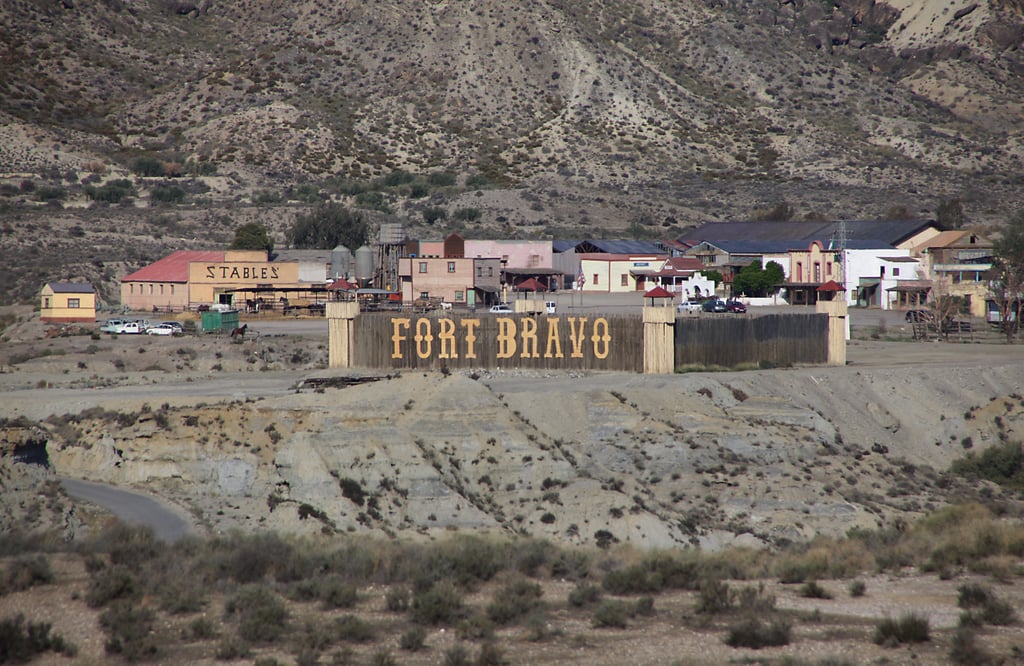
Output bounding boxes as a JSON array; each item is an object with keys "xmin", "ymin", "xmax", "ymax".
[{"xmin": 842, "ymin": 249, "xmax": 915, "ymax": 310}]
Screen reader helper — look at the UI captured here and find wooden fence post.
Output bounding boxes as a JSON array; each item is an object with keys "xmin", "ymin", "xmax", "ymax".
[
  {"xmin": 815, "ymin": 299, "xmax": 848, "ymax": 366},
  {"xmin": 643, "ymin": 305, "xmax": 675, "ymax": 374},
  {"xmin": 327, "ymin": 301, "xmax": 360, "ymax": 368}
]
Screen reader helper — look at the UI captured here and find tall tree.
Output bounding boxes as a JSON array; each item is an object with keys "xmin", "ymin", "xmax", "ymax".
[
  {"xmin": 288, "ymin": 204, "xmax": 369, "ymax": 250},
  {"xmin": 991, "ymin": 211, "xmax": 1024, "ymax": 341},
  {"xmin": 936, "ymin": 198, "xmax": 966, "ymax": 230},
  {"xmin": 229, "ymin": 222, "xmax": 274, "ymax": 253}
]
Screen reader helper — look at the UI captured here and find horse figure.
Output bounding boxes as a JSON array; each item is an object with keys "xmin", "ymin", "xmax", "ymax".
[{"xmin": 230, "ymin": 323, "xmax": 248, "ymax": 340}]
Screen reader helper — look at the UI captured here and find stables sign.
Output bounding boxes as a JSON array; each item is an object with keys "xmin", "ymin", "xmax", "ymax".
[{"xmin": 390, "ymin": 316, "xmax": 611, "ymax": 360}]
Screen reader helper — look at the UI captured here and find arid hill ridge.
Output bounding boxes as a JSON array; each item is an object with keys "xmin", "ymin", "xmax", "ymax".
[{"xmin": 1, "ymin": 0, "xmax": 1023, "ymax": 231}]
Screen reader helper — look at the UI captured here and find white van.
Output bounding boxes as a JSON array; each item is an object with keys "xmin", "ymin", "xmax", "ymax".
[{"xmin": 545, "ymin": 301, "xmax": 556, "ymax": 315}]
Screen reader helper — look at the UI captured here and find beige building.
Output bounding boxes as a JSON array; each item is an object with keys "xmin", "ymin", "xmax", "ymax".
[
  {"xmin": 40, "ymin": 282, "xmax": 96, "ymax": 323},
  {"xmin": 121, "ymin": 250, "xmax": 322, "ymax": 313}
]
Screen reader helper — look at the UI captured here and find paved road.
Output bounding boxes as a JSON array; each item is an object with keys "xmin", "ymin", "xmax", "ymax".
[{"xmin": 60, "ymin": 478, "xmax": 191, "ymax": 542}]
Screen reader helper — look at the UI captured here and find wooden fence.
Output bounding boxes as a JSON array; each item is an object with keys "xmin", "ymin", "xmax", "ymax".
[
  {"xmin": 674, "ymin": 313, "xmax": 829, "ymax": 369},
  {"xmin": 353, "ymin": 312, "xmax": 645, "ymax": 371}
]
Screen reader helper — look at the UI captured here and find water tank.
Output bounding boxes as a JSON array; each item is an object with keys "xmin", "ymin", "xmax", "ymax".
[
  {"xmin": 331, "ymin": 245, "xmax": 352, "ymax": 279},
  {"xmin": 379, "ymin": 223, "xmax": 404, "ymax": 244},
  {"xmin": 355, "ymin": 245, "xmax": 374, "ymax": 285}
]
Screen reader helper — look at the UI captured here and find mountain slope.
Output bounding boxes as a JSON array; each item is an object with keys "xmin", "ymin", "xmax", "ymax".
[{"xmin": 1, "ymin": 0, "xmax": 1022, "ymax": 237}]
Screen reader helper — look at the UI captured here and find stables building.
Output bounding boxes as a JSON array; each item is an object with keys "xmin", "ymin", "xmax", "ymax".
[{"xmin": 120, "ymin": 249, "xmax": 332, "ymax": 313}]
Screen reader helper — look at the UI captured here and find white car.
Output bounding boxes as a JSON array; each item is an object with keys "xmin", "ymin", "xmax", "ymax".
[
  {"xmin": 117, "ymin": 322, "xmax": 145, "ymax": 334},
  {"xmin": 146, "ymin": 323, "xmax": 178, "ymax": 336},
  {"xmin": 100, "ymin": 318, "xmax": 127, "ymax": 333},
  {"xmin": 489, "ymin": 304, "xmax": 514, "ymax": 314},
  {"xmin": 677, "ymin": 299, "xmax": 703, "ymax": 313}
]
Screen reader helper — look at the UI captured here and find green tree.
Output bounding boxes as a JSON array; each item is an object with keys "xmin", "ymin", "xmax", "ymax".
[
  {"xmin": 229, "ymin": 223, "xmax": 274, "ymax": 253},
  {"xmin": 732, "ymin": 260, "xmax": 784, "ymax": 297},
  {"xmin": 991, "ymin": 211, "xmax": 1024, "ymax": 341},
  {"xmin": 288, "ymin": 203, "xmax": 369, "ymax": 250},
  {"xmin": 936, "ymin": 198, "xmax": 966, "ymax": 230}
]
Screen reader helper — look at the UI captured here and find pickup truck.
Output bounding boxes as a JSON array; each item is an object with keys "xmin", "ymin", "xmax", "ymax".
[{"xmin": 116, "ymin": 321, "xmax": 148, "ymax": 334}]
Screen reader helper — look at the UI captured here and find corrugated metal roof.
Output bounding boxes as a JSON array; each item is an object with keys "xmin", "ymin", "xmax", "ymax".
[
  {"xmin": 578, "ymin": 239, "xmax": 666, "ymax": 254},
  {"xmin": 552, "ymin": 240, "xmax": 582, "ymax": 252},
  {"xmin": 47, "ymin": 282, "xmax": 94, "ymax": 293},
  {"xmin": 680, "ymin": 220, "xmax": 936, "ymax": 247},
  {"xmin": 122, "ymin": 250, "xmax": 225, "ymax": 283}
]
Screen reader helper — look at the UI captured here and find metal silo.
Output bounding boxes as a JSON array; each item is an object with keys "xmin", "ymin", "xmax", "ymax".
[
  {"xmin": 355, "ymin": 245, "xmax": 374, "ymax": 286},
  {"xmin": 331, "ymin": 245, "xmax": 352, "ymax": 279}
]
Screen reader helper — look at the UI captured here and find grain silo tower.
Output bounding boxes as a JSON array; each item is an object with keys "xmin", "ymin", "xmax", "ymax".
[
  {"xmin": 331, "ymin": 245, "xmax": 352, "ymax": 279},
  {"xmin": 354, "ymin": 245, "xmax": 374, "ymax": 287}
]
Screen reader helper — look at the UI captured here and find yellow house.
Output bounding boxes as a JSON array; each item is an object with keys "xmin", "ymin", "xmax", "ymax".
[{"xmin": 40, "ymin": 282, "xmax": 96, "ymax": 323}]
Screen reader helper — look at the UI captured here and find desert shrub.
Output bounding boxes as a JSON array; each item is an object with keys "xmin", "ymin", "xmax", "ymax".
[
  {"xmin": 509, "ymin": 538, "xmax": 558, "ymax": 577},
  {"xmin": 476, "ymin": 641, "xmax": 505, "ymax": 666},
  {"xmin": 849, "ymin": 580, "xmax": 867, "ymax": 597},
  {"xmin": 874, "ymin": 613, "xmax": 929, "ymax": 646},
  {"xmin": 0, "ymin": 613, "xmax": 76, "ymax": 661},
  {"xmin": 385, "ymin": 586, "xmax": 410, "ymax": 612},
  {"xmin": 370, "ymin": 649, "xmax": 397, "ymax": 666},
  {"xmin": 150, "ymin": 185, "xmax": 185, "ymax": 203},
  {"xmin": 567, "ymin": 583, "xmax": 602, "ymax": 608},
  {"xmin": 399, "ymin": 626, "xmax": 427, "ymax": 651},
  {"xmin": 486, "ymin": 579, "xmax": 543, "ymax": 625},
  {"xmin": 225, "ymin": 584, "xmax": 289, "ymax": 643},
  {"xmin": 951, "ymin": 441, "xmax": 1024, "ymax": 491},
  {"xmin": 949, "ymin": 626, "xmax": 996, "ymax": 665},
  {"xmin": 159, "ymin": 582, "xmax": 206, "ymax": 614},
  {"xmin": 132, "ymin": 156, "xmax": 165, "ymax": 177},
  {"xmin": 695, "ymin": 579, "xmax": 735, "ymax": 614},
  {"xmin": 444, "ymin": 643, "xmax": 472, "ymax": 666},
  {"xmin": 409, "ymin": 536, "xmax": 506, "ymax": 588},
  {"xmin": 452, "ymin": 207, "xmax": 481, "ymax": 221},
  {"xmin": 95, "ymin": 523, "xmax": 162, "ymax": 569},
  {"xmin": 634, "ymin": 595, "xmax": 655, "ymax": 616},
  {"xmin": 735, "ymin": 583, "xmax": 776, "ymax": 613},
  {"xmin": 189, "ymin": 616, "xmax": 217, "ymax": 640},
  {"xmin": 215, "ymin": 634, "xmax": 250, "ymax": 659},
  {"xmin": 212, "ymin": 532, "xmax": 303, "ymax": 584},
  {"xmin": 86, "ymin": 564, "xmax": 140, "ymax": 607},
  {"xmin": 602, "ymin": 551, "xmax": 699, "ymax": 594},
  {"xmin": 724, "ymin": 617, "xmax": 791, "ymax": 648},
  {"xmin": 958, "ymin": 583, "xmax": 1017, "ymax": 625},
  {"xmin": 911, "ymin": 504, "xmax": 1024, "ymax": 574},
  {"xmin": 799, "ymin": 580, "xmax": 833, "ymax": 599},
  {"xmin": 455, "ymin": 613, "xmax": 495, "ymax": 641},
  {"xmin": 100, "ymin": 601, "xmax": 157, "ymax": 660},
  {"xmin": 550, "ymin": 549, "xmax": 591, "ymax": 580},
  {"xmin": 772, "ymin": 535, "xmax": 873, "ymax": 582},
  {"xmin": 1, "ymin": 555, "xmax": 53, "ymax": 594},
  {"xmin": 319, "ymin": 576, "xmax": 359, "ymax": 609},
  {"xmin": 411, "ymin": 583, "xmax": 465, "ymax": 625},
  {"xmin": 592, "ymin": 600, "xmax": 631, "ymax": 628},
  {"xmin": 333, "ymin": 614, "xmax": 375, "ymax": 642},
  {"xmin": 338, "ymin": 477, "xmax": 367, "ymax": 506}
]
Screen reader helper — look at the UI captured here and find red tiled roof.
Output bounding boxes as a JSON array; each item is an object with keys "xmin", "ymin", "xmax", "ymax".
[
  {"xmin": 122, "ymin": 250, "xmax": 224, "ymax": 283},
  {"xmin": 644, "ymin": 286, "xmax": 674, "ymax": 298},
  {"xmin": 817, "ymin": 279, "xmax": 845, "ymax": 292}
]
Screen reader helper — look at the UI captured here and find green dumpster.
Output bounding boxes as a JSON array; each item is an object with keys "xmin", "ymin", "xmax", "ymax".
[{"xmin": 200, "ymin": 309, "xmax": 240, "ymax": 333}]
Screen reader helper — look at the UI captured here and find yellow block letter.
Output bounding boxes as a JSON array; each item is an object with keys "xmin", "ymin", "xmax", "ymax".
[
  {"xmin": 391, "ymin": 318, "xmax": 410, "ymax": 359},
  {"xmin": 543, "ymin": 318, "xmax": 562, "ymax": 358},
  {"xmin": 568, "ymin": 317, "xmax": 588, "ymax": 358},
  {"xmin": 438, "ymin": 318, "xmax": 458, "ymax": 359},
  {"xmin": 591, "ymin": 317, "xmax": 611, "ymax": 359},
  {"xmin": 461, "ymin": 319, "xmax": 480, "ymax": 359},
  {"xmin": 415, "ymin": 318, "xmax": 434, "ymax": 360},
  {"xmin": 496, "ymin": 318, "xmax": 517, "ymax": 359},
  {"xmin": 519, "ymin": 317, "xmax": 539, "ymax": 359}
]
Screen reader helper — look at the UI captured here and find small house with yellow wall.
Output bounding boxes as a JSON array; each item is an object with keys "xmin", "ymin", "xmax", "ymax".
[{"xmin": 40, "ymin": 282, "xmax": 96, "ymax": 323}]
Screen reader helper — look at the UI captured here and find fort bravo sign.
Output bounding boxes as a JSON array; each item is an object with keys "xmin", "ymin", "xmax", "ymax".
[{"xmin": 326, "ymin": 300, "xmax": 846, "ymax": 374}]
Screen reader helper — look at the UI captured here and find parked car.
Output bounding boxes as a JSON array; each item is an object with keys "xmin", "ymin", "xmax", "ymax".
[
  {"xmin": 725, "ymin": 299, "xmax": 747, "ymax": 313},
  {"xmin": 146, "ymin": 323, "xmax": 181, "ymax": 336},
  {"xmin": 677, "ymin": 299, "xmax": 702, "ymax": 313},
  {"xmin": 545, "ymin": 301, "xmax": 557, "ymax": 315},
  {"xmin": 117, "ymin": 322, "xmax": 145, "ymax": 334},
  {"xmin": 159, "ymin": 321, "xmax": 184, "ymax": 334},
  {"xmin": 701, "ymin": 299, "xmax": 727, "ymax": 313},
  {"xmin": 100, "ymin": 318, "xmax": 127, "ymax": 333},
  {"xmin": 489, "ymin": 303, "xmax": 514, "ymax": 314}
]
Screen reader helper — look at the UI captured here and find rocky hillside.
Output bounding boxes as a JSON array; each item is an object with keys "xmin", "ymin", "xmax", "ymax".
[
  {"xmin": 2, "ymin": 0, "xmax": 1023, "ymax": 219},
  {"xmin": 2, "ymin": 323, "xmax": 1023, "ymax": 550}
]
